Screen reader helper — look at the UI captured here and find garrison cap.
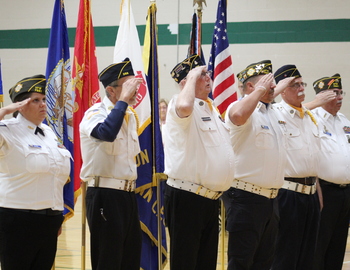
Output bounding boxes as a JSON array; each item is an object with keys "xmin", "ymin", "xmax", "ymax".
[
  {"xmin": 274, "ymin": 64, "xmax": 302, "ymax": 84},
  {"xmin": 170, "ymin": 54, "xmax": 204, "ymax": 83},
  {"xmin": 313, "ymin": 73, "xmax": 342, "ymax": 94},
  {"xmin": 237, "ymin": 60, "xmax": 272, "ymax": 83},
  {"xmin": 99, "ymin": 58, "xmax": 134, "ymax": 88},
  {"xmin": 9, "ymin": 74, "xmax": 46, "ymax": 102}
]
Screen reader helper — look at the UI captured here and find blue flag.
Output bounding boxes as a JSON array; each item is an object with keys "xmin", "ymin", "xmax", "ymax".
[
  {"xmin": 139, "ymin": 3, "xmax": 168, "ymax": 269},
  {"xmin": 45, "ymin": 0, "xmax": 74, "ymax": 220},
  {"xmin": 113, "ymin": 1, "xmax": 167, "ymax": 268}
]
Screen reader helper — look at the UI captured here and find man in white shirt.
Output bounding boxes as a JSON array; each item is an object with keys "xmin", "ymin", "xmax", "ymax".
[
  {"xmin": 312, "ymin": 74, "xmax": 350, "ymax": 270},
  {"xmin": 222, "ymin": 60, "xmax": 287, "ymax": 270},
  {"xmin": 271, "ymin": 65, "xmax": 321, "ymax": 270},
  {"xmin": 80, "ymin": 58, "xmax": 143, "ymax": 270},
  {"xmin": 163, "ymin": 54, "xmax": 235, "ymax": 270}
]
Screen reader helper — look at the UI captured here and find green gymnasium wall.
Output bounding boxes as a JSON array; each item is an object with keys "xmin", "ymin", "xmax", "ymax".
[{"xmin": 0, "ymin": 19, "xmax": 349, "ymax": 49}]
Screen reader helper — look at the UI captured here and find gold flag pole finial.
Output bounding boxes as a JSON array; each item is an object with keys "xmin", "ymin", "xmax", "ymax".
[
  {"xmin": 192, "ymin": 0, "xmax": 206, "ymax": 58},
  {"xmin": 193, "ymin": 0, "xmax": 206, "ymax": 9}
]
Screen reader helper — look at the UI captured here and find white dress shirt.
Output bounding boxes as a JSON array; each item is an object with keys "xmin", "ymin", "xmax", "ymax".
[
  {"xmin": 313, "ymin": 107, "xmax": 350, "ymax": 184},
  {"xmin": 80, "ymin": 96, "xmax": 140, "ymax": 182},
  {"xmin": 0, "ymin": 114, "xmax": 71, "ymax": 210},
  {"xmin": 225, "ymin": 100, "xmax": 287, "ymax": 189},
  {"xmin": 163, "ymin": 95, "xmax": 235, "ymax": 192},
  {"xmin": 273, "ymin": 100, "xmax": 320, "ymax": 177}
]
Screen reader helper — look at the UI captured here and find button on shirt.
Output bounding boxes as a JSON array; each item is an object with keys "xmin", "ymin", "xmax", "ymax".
[
  {"xmin": 80, "ymin": 96, "xmax": 140, "ymax": 182},
  {"xmin": 313, "ymin": 107, "xmax": 350, "ymax": 184},
  {"xmin": 225, "ymin": 101, "xmax": 286, "ymax": 189},
  {"xmin": 273, "ymin": 100, "xmax": 320, "ymax": 177},
  {"xmin": 0, "ymin": 114, "xmax": 71, "ymax": 210},
  {"xmin": 162, "ymin": 95, "xmax": 235, "ymax": 192}
]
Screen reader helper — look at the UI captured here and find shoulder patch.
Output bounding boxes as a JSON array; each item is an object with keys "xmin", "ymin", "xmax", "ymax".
[{"xmin": 87, "ymin": 109, "xmax": 100, "ymax": 120}]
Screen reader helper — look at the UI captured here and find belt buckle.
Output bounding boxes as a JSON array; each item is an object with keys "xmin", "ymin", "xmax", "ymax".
[
  {"xmin": 270, "ymin": 189, "xmax": 278, "ymax": 199},
  {"xmin": 196, "ymin": 185, "xmax": 204, "ymax": 196},
  {"xmin": 124, "ymin": 181, "xmax": 133, "ymax": 192},
  {"xmin": 93, "ymin": 176, "xmax": 100, "ymax": 187},
  {"xmin": 301, "ymin": 184, "xmax": 307, "ymax": 194}
]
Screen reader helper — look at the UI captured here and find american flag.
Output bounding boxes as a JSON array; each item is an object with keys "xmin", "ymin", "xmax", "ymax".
[{"xmin": 208, "ymin": 0, "xmax": 237, "ymax": 116}]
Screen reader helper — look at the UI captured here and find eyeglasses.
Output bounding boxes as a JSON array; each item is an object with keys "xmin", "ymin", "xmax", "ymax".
[
  {"xmin": 333, "ymin": 90, "xmax": 346, "ymax": 96},
  {"xmin": 201, "ymin": 70, "xmax": 212, "ymax": 78},
  {"xmin": 289, "ymin": 82, "xmax": 307, "ymax": 89}
]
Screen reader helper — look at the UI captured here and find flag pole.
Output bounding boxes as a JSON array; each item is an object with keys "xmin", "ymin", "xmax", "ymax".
[
  {"xmin": 221, "ymin": 201, "xmax": 226, "ymax": 270},
  {"xmin": 193, "ymin": 0, "xmax": 206, "ymax": 59},
  {"xmin": 193, "ymin": 1, "xmax": 226, "ymax": 269},
  {"xmin": 80, "ymin": 0, "xmax": 91, "ymax": 268},
  {"xmin": 0, "ymin": 59, "xmax": 3, "ymax": 109},
  {"xmin": 81, "ymin": 182, "xmax": 87, "ymax": 270},
  {"xmin": 148, "ymin": 2, "xmax": 166, "ymax": 269}
]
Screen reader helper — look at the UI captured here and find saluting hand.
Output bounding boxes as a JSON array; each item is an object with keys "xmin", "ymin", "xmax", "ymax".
[
  {"xmin": 274, "ymin": 77, "xmax": 295, "ymax": 97},
  {"xmin": 0, "ymin": 98, "xmax": 31, "ymax": 120},
  {"xmin": 119, "ymin": 78, "xmax": 143, "ymax": 105},
  {"xmin": 254, "ymin": 73, "xmax": 274, "ymax": 94}
]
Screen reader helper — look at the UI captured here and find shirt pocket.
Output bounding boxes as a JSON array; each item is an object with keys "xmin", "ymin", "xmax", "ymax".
[
  {"xmin": 23, "ymin": 145, "xmax": 50, "ymax": 173},
  {"xmin": 320, "ymin": 133, "xmax": 337, "ymax": 154},
  {"xmin": 285, "ymin": 128, "xmax": 303, "ymax": 150},
  {"xmin": 255, "ymin": 127, "xmax": 275, "ymax": 149},
  {"xmin": 56, "ymin": 148, "xmax": 72, "ymax": 176},
  {"xmin": 198, "ymin": 120, "xmax": 220, "ymax": 147}
]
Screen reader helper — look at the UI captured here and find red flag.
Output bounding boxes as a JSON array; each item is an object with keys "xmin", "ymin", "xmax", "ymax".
[{"xmin": 72, "ymin": 0, "xmax": 101, "ymax": 196}]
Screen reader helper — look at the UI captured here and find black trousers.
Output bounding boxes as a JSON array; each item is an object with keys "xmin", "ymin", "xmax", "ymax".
[
  {"xmin": 86, "ymin": 187, "xmax": 142, "ymax": 270},
  {"xmin": 313, "ymin": 181, "xmax": 350, "ymax": 270},
  {"xmin": 221, "ymin": 187, "xmax": 279, "ymax": 270},
  {"xmin": 164, "ymin": 184, "xmax": 220, "ymax": 270},
  {"xmin": 0, "ymin": 207, "xmax": 63, "ymax": 270},
  {"xmin": 272, "ymin": 189, "xmax": 320, "ymax": 270}
]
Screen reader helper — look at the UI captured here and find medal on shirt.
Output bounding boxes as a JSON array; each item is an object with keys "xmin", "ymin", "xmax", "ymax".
[
  {"xmin": 323, "ymin": 125, "xmax": 332, "ymax": 136},
  {"xmin": 343, "ymin": 126, "xmax": 350, "ymax": 134},
  {"xmin": 278, "ymin": 120, "xmax": 287, "ymax": 132},
  {"xmin": 344, "ymin": 126, "xmax": 350, "ymax": 143}
]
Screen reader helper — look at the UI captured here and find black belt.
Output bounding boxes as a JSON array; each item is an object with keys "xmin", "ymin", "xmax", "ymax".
[
  {"xmin": 0, "ymin": 207, "xmax": 63, "ymax": 216},
  {"xmin": 284, "ymin": 177, "xmax": 316, "ymax": 186},
  {"xmin": 319, "ymin": 179, "xmax": 350, "ymax": 189}
]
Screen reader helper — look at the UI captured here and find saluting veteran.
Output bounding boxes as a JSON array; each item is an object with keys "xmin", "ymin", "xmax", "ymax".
[
  {"xmin": 80, "ymin": 58, "xmax": 143, "ymax": 270},
  {"xmin": 222, "ymin": 60, "xmax": 287, "ymax": 270},
  {"xmin": 163, "ymin": 54, "xmax": 235, "ymax": 270},
  {"xmin": 271, "ymin": 65, "xmax": 321, "ymax": 270},
  {"xmin": 312, "ymin": 74, "xmax": 350, "ymax": 270},
  {"xmin": 0, "ymin": 75, "xmax": 71, "ymax": 270}
]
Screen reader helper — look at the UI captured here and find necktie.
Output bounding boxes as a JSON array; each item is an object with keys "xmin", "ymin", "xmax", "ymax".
[
  {"xmin": 35, "ymin": 126, "xmax": 45, "ymax": 136},
  {"xmin": 205, "ymin": 99, "xmax": 213, "ymax": 111}
]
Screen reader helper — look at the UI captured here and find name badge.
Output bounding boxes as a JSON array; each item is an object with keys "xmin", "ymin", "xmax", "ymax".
[
  {"xmin": 29, "ymin": 144, "xmax": 42, "ymax": 149},
  {"xmin": 202, "ymin": 117, "xmax": 211, "ymax": 121}
]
